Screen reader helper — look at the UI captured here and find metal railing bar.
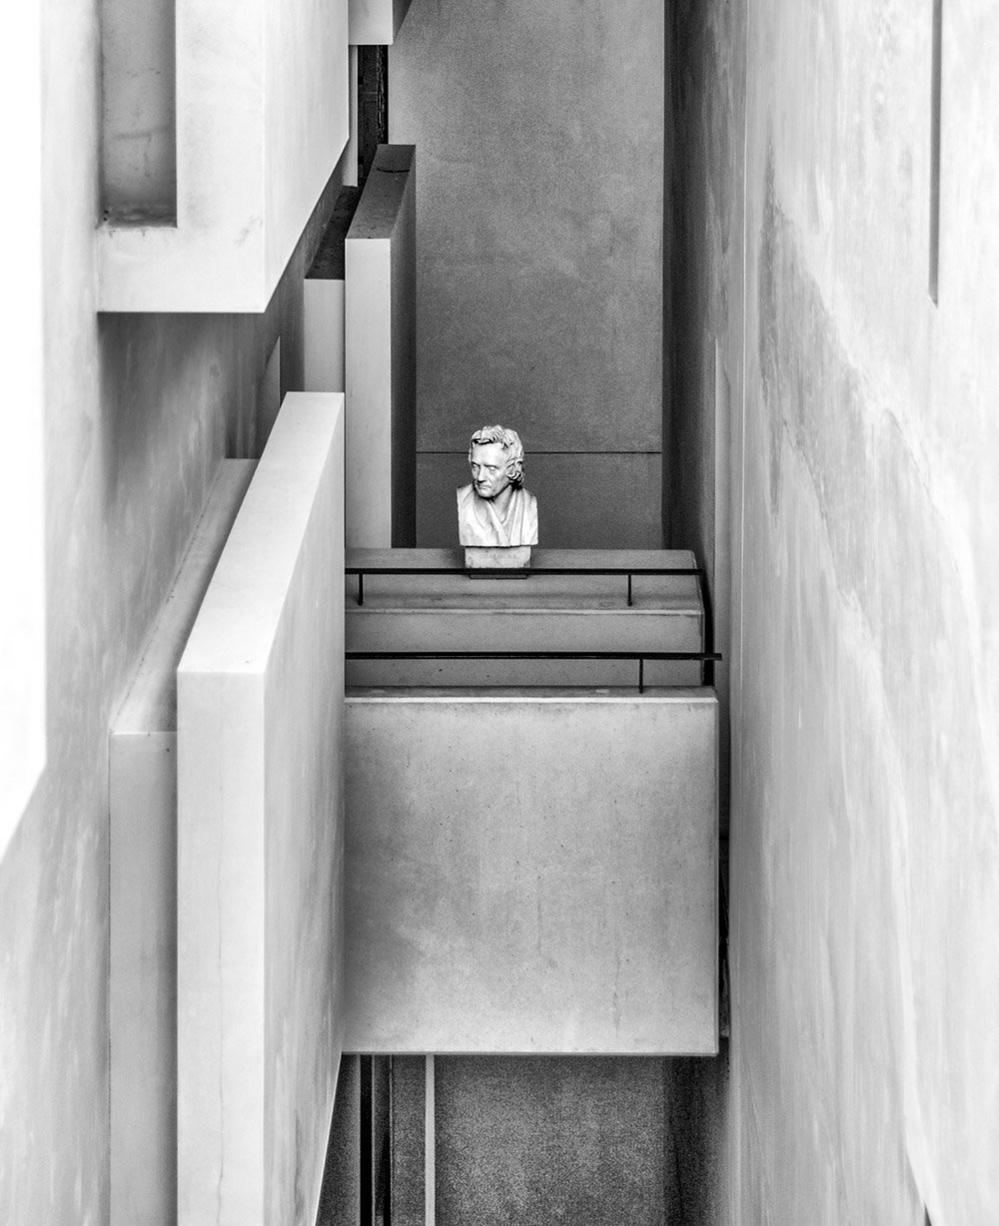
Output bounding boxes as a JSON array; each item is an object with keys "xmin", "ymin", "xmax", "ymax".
[
  {"xmin": 346, "ymin": 566, "xmax": 706, "ymax": 576},
  {"xmin": 347, "ymin": 565, "xmax": 706, "ymax": 609},
  {"xmin": 345, "ymin": 651, "xmax": 722, "ymax": 660},
  {"xmin": 345, "ymin": 565, "xmax": 723, "ymax": 688}
]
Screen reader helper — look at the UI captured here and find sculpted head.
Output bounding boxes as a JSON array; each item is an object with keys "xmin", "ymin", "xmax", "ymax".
[{"xmin": 467, "ymin": 425, "xmax": 525, "ymax": 500}]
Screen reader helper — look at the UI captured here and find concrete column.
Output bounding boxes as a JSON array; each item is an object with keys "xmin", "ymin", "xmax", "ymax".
[{"xmin": 344, "ymin": 144, "xmax": 416, "ymax": 546}]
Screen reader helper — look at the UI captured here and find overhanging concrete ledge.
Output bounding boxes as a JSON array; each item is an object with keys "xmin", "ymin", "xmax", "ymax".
[{"xmin": 344, "ymin": 690, "xmax": 718, "ymax": 1055}]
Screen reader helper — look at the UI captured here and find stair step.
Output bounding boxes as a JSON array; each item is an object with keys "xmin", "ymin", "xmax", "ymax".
[
  {"xmin": 345, "ymin": 547, "xmax": 707, "ymax": 689},
  {"xmin": 346, "ymin": 658, "xmax": 703, "ymax": 688}
]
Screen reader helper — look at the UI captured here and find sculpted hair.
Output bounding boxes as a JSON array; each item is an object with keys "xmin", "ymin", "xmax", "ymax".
[{"xmin": 468, "ymin": 424, "xmax": 525, "ymax": 488}]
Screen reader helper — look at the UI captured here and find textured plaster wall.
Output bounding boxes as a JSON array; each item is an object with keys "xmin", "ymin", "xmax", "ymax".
[
  {"xmin": 390, "ymin": 0, "xmax": 665, "ymax": 547},
  {"xmin": 678, "ymin": 1, "xmax": 999, "ymax": 1222},
  {"xmin": 0, "ymin": 2, "xmax": 342, "ymax": 1218}
]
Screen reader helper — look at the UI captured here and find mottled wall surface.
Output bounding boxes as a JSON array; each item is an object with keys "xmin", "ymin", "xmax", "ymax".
[
  {"xmin": 390, "ymin": 0, "xmax": 665, "ymax": 547},
  {"xmin": 679, "ymin": 1, "xmax": 999, "ymax": 1222},
  {"xmin": 0, "ymin": 2, "xmax": 341, "ymax": 1219},
  {"xmin": 435, "ymin": 1058, "xmax": 666, "ymax": 1226}
]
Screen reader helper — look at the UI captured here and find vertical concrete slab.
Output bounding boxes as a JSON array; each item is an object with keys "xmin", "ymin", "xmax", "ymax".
[
  {"xmin": 345, "ymin": 693, "xmax": 718, "ymax": 1055},
  {"xmin": 110, "ymin": 462, "xmax": 254, "ymax": 1226},
  {"xmin": 177, "ymin": 393, "xmax": 345, "ymax": 1226},
  {"xmin": 435, "ymin": 1057, "xmax": 666, "ymax": 1226},
  {"xmin": 345, "ymin": 144, "xmax": 416, "ymax": 546},
  {"xmin": 1, "ymin": 0, "xmax": 45, "ymax": 849}
]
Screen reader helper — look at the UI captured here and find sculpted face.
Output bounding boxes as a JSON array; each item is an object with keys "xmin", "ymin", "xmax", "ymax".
[{"xmin": 469, "ymin": 442, "xmax": 512, "ymax": 500}]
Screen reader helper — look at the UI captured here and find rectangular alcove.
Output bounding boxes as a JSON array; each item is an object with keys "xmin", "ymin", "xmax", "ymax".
[
  {"xmin": 345, "ymin": 144, "xmax": 416, "ymax": 545},
  {"xmin": 98, "ymin": 0, "xmax": 349, "ymax": 311}
]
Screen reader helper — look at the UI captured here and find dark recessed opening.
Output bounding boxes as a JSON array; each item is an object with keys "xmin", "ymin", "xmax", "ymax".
[{"xmin": 357, "ymin": 45, "xmax": 390, "ymax": 188}]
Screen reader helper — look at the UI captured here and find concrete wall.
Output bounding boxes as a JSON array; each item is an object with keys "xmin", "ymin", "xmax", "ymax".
[
  {"xmin": 0, "ymin": 2, "xmax": 345, "ymax": 1214},
  {"xmin": 178, "ymin": 394, "xmax": 345, "ymax": 1226},
  {"xmin": 390, "ymin": 0, "xmax": 665, "ymax": 548},
  {"xmin": 109, "ymin": 461, "xmax": 254, "ymax": 1226},
  {"xmin": 345, "ymin": 693, "xmax": 718, "ymax": 1055},
  {"xmin": 435, "ymin": 1057, "xmax": 666, "ymax": 1226},
  {"xmin": 344, "ymin": 145, "xmax": 416, "ymax": 547},
  {"xmin": 348, "ymin": 0, "xmax": 412, "ymax": 46},
  {"xmin": 1, "ymin": 2, "xmax": 45, "ymax": 849},
  {"xmin": 676, "ymin": 2, "xmax": 999, "ymax": 1222}
]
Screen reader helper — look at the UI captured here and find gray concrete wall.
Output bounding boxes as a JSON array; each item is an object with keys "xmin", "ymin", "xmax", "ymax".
[
  {"xmin": 0, "ymin": 2, "xmax": 343, "ymax": 1216},
  {"xmin": 676, "ymin": 2, "xmax": 999, "ymax": 1222},
  {"xmin": 390, "ymin": 0, "xmax": 665, "ymax": 548},
  {"xmin": 100, "ymin": 0, "xmax": 176, "ymax": 217},
  {"xmin": 435, "ymin": 1057, "xmax": 666, "ymax": 1226},
  {"xmin": 344, "ymin": 693, "xmax": 718, "ymax": 1056}
]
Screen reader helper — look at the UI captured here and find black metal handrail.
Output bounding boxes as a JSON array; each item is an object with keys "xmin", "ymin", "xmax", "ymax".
[
  {"xmin": 347, "ymin": 564, "xmax": 704, "ymax": 609},
  {"xmin": 345, "ymin": 650, "xmax": 722, "ymax": 693},
  {"xmin": 345, "ymin": 564, "xmax": 721, "ymax": 688}
]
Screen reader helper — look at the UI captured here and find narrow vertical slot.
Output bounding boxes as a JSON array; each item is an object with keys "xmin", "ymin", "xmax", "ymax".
[
  {"xmin": 929, "ymin": 0, "xmax": 943, "ymax": 302},
  {"xmin": 425, "ymin": 1056, "xmax": 436, "ymax": 1226},
  {"xmin": 360, "ymin": 1056, "xmax": 373, "ymax": 1225}
]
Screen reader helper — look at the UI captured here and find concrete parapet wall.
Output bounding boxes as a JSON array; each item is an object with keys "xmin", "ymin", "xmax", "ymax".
[
  {"xmin": 109, "ymin": 461, "xmax": 254, "ymax": 1226},
  {"xmin": 345, "ymin": 144, "xmax": 417, "ymax": 546},
  {"xmin": 344, "ymin": 691, "xmax": 718, "ymax": 1055},
  {"xmin": 177, "ymin": 394, "xmax": 345, "ymax": 1225}
]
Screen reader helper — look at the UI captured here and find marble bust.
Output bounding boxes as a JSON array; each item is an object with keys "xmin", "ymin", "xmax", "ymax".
[{"xmin": 457, "ymin": 425, "xmax": 538, "ymax": 566}]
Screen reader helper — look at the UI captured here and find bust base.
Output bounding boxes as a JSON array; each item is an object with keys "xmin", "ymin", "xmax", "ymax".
[{"xmin": 464, "ymin": 545, "xmax": 532, "ymax": 570}]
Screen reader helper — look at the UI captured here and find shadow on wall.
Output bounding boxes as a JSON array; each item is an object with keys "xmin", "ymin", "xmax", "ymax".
[{"xmin": 664, "ymin": 1048, "xmax": 730, "ymax": 1224}]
